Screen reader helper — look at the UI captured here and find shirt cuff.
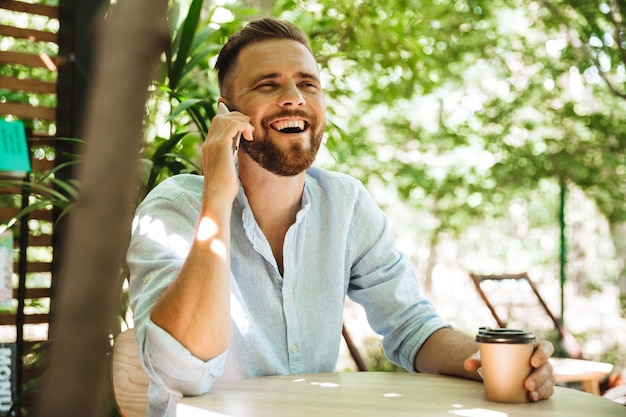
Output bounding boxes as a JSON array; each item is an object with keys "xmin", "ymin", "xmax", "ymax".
[
  {"xmin": 141, "ymin": 319, "xmax": 226, "ymax": 396},
  {"xmin": 404, "ymin": 322, "xmax": 452, "ymax": 372}
]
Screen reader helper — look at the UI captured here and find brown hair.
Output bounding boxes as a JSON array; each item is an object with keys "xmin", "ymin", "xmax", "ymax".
[{"xmin": 214, "ymin": 17, "xmax": 313, "ymax": 94}]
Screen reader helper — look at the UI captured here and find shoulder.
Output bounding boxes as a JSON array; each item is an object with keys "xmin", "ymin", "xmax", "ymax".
[
  {"xmin": 305, "ymin": 166, "xmax": 366, "ymax": 198},
  {"xmin": 136, "ymin": 174, "xmax": 204, "ymax": 217},
  {"xmin": 305, "ymin": 167, "xmax": 387, "ymax": 231},
  {"xmin": 142, "ymin": 174, "xmax": 204, "ymax": 204}
]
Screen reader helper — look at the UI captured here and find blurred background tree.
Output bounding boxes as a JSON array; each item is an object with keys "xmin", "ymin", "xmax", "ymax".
[{"xmin": 267, "ymin": 0, "xmax": 626, "ymax": 316}]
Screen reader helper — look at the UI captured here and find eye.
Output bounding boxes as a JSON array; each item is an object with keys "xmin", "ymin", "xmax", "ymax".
[
  {"xmin": 257, "ymin": 82, "xmax": 277, "ymax": 89},
  {"xmin": 300, "ymin": 81, "xmax": 319, "ymax": 89}
]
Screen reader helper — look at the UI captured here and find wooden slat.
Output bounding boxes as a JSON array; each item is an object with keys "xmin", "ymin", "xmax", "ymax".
[
  {"xmin": 29, "ymin": 211, "xmax": 55, "ymax": 222},
  {"xmin": 11, "ymin": 234, "xmax": 55, "ymax": 247},
  {"xmin": 0, "ymin": 75, "xmax": 56, "ymax": 94},
  {"xmin": 28, "ymin": 135, "xmax": 57, "ymax": 145},
  {"xmin": 0, "ymin": 186, "xmax": 25, "ymax": 195},
  {"xmin": 0, "ymin": 0, "xmax": 58, "ymax": 18},
  {"xmin": 0, "ymin": 313, "xmax": 49, "ymax": 326},
  {"xmin": 0, "ymin": 102, "xmax": 56, "ymax": 121},
  {"xmin": 0, "ymin": 24, "xmax": 57, "ymax": 43},
  {"xmin": 0, "ymin": 185, "xmax": 59, "ymax": 199},
  {"xmin": 14, "ymin": 261, "xmax": 51, "ymax": 273},
  {"xmin": 12, "ymin": 287, "xmax": 51, "ymax": 299},
  {"xmin": 0, "ymin": 208, "xmax": 54, "ymax": 222},
  {"xmin": 0, "ymin": 50, "xmax": 56, "ymax": 69},
  {"xmin": 30, "ymin": 157, "xmax": 55, "ymax": 171},
  {"xmin": 0, "ymin": 207, "xmax": 52, "ymax": 221},
  {"xmin": 17, "ymin": 235, "xmax": 54, "ymax": 247},
  {"xmin": 28, "ymin": 132, "xmax": 55, "ymax": 140}
]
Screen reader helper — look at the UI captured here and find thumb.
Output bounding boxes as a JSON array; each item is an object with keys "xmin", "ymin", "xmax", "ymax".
[{"xmin": 464, "ymin": 351, "xmax": 481, "ymax": 372}]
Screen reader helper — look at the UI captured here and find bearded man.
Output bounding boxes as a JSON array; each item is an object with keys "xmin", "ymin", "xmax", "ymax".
[{"xmin": 126, "ymin": 17, "xmax": 555, "ymax": 417}]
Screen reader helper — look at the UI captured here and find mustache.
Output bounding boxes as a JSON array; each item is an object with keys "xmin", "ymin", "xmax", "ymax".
[{"xmin": 261, "ymin": 109, "xmax": 315, "ymax": 126}]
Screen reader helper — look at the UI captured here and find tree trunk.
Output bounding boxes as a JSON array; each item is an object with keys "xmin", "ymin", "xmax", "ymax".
[
  {"xmin": 37, "ymin": 1, "xmax": 168, "ymax": 416},
  {"xmin": 610, "ymin": 221, "xmax": 626, "ymax": 315}
]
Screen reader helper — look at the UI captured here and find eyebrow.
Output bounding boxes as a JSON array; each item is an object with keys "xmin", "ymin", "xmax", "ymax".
[{"xmin": 248, "ymin": 71, "xmax": 320, "ymax": 87}]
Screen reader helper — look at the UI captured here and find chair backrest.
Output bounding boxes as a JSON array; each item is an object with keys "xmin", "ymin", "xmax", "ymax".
[
  {"xmin": 342, "ymin": 323, "xmax": 368, "ymax": 371},
  {"xmin": 469, "ymin": 272, "xmax": 582, "ymax": 359},
  {"xmin": 111, "ymin": 328, "xmax": 150, "ymax": 417}
]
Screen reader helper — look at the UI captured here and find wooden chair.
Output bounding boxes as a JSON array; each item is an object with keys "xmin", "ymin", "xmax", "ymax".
[
  {"xmin": 342, "ymin": 323, "xmax": 369, "ymax": 371},
  {"xmin": 469, "ymin": 272, "xmax": 583, "ymax": 359},
  {"xmin": 111, "ymin": 328, "xmax": 150, "ymax": 417}
]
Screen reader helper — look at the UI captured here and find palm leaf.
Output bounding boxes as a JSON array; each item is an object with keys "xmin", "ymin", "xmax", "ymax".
[{"xmin": 170, "ymin": 0, "xmax": 204, "ymax": 88}]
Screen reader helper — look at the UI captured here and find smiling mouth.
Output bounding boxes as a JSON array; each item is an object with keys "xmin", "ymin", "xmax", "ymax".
[{"xmin": 271, "ymin": 119, "xmax": 307, "ymax": 134}]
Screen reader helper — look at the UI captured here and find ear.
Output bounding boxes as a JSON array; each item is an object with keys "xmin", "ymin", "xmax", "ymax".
[{"xmin": 217, "ymin": 97, "xmax": 234, "ymax": 111}]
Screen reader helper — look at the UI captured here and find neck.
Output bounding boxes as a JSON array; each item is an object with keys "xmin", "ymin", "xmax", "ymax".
[
  {"xmin": 238, "ymin": 153, "xmax": 305, "ymax": 215},
  {"xmin": 238, "ymin": 153, "xmax": 306, "ymax": 274}
]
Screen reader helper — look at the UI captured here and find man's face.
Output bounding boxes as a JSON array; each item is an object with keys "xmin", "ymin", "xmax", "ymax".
[{"xmin": 227, "ymin": 39, "xmax": 326, "ymax": 176}]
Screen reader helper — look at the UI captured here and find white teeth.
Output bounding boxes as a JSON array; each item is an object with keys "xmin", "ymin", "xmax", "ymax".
[{"xmin": 272, "ymin": 120, "xmax": 305, "ymax": 131}]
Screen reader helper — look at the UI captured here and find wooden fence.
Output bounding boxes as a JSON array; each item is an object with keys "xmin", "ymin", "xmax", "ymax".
[{"xmin": 0, "ymin": 0, "xmax": 60, "ymax": 412}]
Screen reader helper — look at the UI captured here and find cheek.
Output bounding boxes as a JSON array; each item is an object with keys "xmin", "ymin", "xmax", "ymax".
[{"xmin": 311, "ymin": 97, "xmax": 326, "ymax": 120}]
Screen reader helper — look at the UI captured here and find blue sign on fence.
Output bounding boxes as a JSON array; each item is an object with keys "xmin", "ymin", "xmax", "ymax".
[{"xmin": 0, "ymin": 120, "xmax": 31, "ymax": 178}]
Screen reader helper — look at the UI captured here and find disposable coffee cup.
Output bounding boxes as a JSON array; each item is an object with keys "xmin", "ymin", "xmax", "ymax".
[{"xmin": 476, "ymin": 327, "xmax": 536, "ymax": 403}]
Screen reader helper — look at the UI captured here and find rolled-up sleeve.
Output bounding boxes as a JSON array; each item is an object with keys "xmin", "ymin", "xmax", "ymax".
[
  {"xmin": 140, "ymin": 320, "xmax": 226, "ymax": 395},
  {"xmin": 126, "ymin": 175, "xmax": 226, "ymax": 404}
]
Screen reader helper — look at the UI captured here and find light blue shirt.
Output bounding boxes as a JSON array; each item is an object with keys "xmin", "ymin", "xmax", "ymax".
[{"xmin": 127, "ymin": 167, "xmax": 450, "ymax": 416}]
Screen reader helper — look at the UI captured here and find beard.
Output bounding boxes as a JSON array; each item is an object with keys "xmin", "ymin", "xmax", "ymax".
[{"xmin": 241, "ymin": 111, "xmax": 324, "ymax": 176}]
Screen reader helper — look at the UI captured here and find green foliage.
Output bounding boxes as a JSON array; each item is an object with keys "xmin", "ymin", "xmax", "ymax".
[
  {"xmin": 0, "ymin": 138, "xmax": 82, "ymax": 229},
  {"xmin": 140, "ymin": 0, "xmax": 261, "ymax": 196},
  {"xmin": 272, "ymin": 1, "xmax": 625, "ymax": 259},
  {"xmin": 360, "ymin": 336, "xmax": 405, "ymax": 372}
]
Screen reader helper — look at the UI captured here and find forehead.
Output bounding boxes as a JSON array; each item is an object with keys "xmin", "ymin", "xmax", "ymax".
[{"xmin": 233, "ymin": 39, "xmax": 320, "ymax": 83}]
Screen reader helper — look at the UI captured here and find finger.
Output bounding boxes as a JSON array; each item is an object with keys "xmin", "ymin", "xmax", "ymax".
[
  {"xmin": 463, "ymin": 350, "xmax": 481, "ymax": 372},
  {"xmin": 241, "ymin": 125, "xmax": 254, "ymax": 141},
  {"xmin": 528, "ymin": 368, "xmax": 556, "ymax": 401},
  {"xmin": 525, "ymin": 361, "xmax": 555, "ymax": 401},
  {"xmin": 536, "ymin": 373, "xmax": 556, "ymax": 401},
  {"xmin": 209, "ymin": 117, "xmax": 252, "ymax": 152},
  {"xmin": 222, "ymin": 117, "xmax": 253, "ymax": 143},
  {"xmin": 531, "ymin": 340, "xmax": 554, "ymax": 368},
  {"xmin": 463, "ymin": 358, "xmax": 480, "ymax": 372}
]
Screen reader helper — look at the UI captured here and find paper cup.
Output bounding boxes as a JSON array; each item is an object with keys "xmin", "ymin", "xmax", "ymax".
[{"xmin": 476, "ymin": 327, "xmax": 536, "ymax": 403}]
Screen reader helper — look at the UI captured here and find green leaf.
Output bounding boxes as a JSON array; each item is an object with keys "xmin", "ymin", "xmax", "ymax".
[
  {"xmin": 170, "ymin": 0, "xmax": 204, "ymax": 89},
  {"xmin": 167, "ymin": 98, "xmax": 203, "ymax": 121}
]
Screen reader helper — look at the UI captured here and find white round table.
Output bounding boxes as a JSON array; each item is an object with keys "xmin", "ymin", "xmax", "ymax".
[{"xmin": 177, "ymin": 371, "xmax": 625, "ymax": 417}]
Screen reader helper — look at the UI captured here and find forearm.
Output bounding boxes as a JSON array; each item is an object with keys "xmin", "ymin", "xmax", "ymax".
[
  {"xmin": 150, "ymin": 200, "xmax": 232, "ymax": 361},
  {"xmin": 414, "ymin": 327, "xmax": 481, "ymax": 381}
]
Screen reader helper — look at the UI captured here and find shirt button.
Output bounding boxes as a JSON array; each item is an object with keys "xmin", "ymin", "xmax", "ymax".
[
  {"xmin": 285, "ymin": 293, "xmax": 292, "ymax": 302},
  {"xmin": 291, "ymin": 345, "xmax": 298, "ymax": 353},
  {"xmin": 142, "ymin": 276, "xmax": 150, "ymax": 284}
]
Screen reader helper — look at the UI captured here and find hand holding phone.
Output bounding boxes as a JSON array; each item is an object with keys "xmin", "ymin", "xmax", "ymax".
[{"xmin": 217, "ymin": 102, "xmax": 241, "ymax": 161}]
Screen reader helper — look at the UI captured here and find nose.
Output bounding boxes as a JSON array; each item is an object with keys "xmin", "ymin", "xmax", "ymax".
[{"xmin": 278, "ymin": 82, "xmax": 305, "ymax": 107}]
